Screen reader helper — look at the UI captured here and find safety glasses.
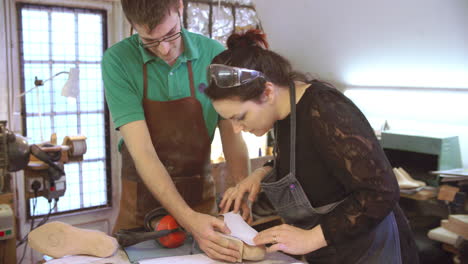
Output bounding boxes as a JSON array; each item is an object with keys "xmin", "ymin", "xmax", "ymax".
[{"xmin": 207, "ymin": 64, "xmax": 265, "ymax": 88}]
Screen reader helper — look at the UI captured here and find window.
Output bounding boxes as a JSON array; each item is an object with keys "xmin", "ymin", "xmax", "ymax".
[
  {"xmin": 17, "ymin": 3, "xmax": 111, "ymax": 217},
  {"xmin": 184, "ymin": 0, "xmax": 260, "ymax": 44},
  {"xmin": 183, "ymin": 0, "xmax": 267, "ymax": 160}
]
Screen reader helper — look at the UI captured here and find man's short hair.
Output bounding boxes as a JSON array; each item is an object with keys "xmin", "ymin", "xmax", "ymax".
[{"xmin": 121, "ymin": 0, "xmax": 181, "ymax": 31}]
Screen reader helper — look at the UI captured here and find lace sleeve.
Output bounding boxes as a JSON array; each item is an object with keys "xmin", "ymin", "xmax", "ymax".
[{"xmin": 309, "ymin": 87, "xmax": 400, "ymax": 246}]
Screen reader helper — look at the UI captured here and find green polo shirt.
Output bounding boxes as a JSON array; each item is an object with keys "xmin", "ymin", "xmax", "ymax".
[{"xmin": 102, "ymin": 28, "xmax": 224, "ymax": 144}]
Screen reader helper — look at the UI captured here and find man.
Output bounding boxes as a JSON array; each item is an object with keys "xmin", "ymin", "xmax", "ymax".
[{"xmin": 101, "ymin": 0, "xmax": 249, "ymax": 262}]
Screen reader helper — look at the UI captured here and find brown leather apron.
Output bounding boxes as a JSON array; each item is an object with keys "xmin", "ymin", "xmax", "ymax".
[{"xmin": 113, "ymin": 61, "xmax": 216, "ymax": 233}]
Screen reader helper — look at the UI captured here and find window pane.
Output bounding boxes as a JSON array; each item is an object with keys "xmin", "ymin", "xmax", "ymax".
[
  {"xmin": 212, "ymin": 5, "xmax": 233, "ymax": 44},
  {"xmin": 78, "ymin": 13, "xmax": 103, "ymax": 61},
  {"xmin": 79, "ymin": 64, "xmax": 104, "ymax": 112},
  {"xmin": 187, "ymin": 3, "xmax": 210, "ymax": 36},
  {"xmin": 23, "ymin": 63, "xmax": 49, "ymax": 116},
  {"xmin": 82, "ymin": 161, "xmax": 107, "ymax": 207},
  {"xmin": 21, "ymin": 9, "xmax": 49, "ymax": 61},
  {"xmin": 26, "ymin": 116, "xmax": 52, "ymax": 144},
  {"xmin": 81, "ymin": 113, "xmax": 106, "ymax": 160},
  {"xmin": 54, "ymin": 114, "xmax": 78, "ymax": 137},
  {"xmin": 29, "ymin": 196, "xmax": 52, "ymax": 216},
  {"xmin": 52, "ymin": 63, "xmax": 78, "ymax": 113},
  {"xmin": 58, "ymin": 163, "xmax": 82, "ymax": 211},
  {"xmin": 51, "ymin": 12, "xmax": 76, "ymax": 61}
]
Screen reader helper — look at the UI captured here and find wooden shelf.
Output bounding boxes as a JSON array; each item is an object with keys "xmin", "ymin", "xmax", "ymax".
[
  {"xmin": 251, "ymin": 215, "xmax": 282, "ymax": 227},
  {"xmin": 400, "ymin": 188, "xmax": 438, "ymax": 201}
]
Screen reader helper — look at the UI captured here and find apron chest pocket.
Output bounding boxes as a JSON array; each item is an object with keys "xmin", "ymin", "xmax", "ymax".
[{"xmin": 262, "ymin": 172, "xmax": 306, "ymax": 210}]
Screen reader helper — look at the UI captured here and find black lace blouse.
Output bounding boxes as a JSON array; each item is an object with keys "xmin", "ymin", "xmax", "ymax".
[{"xmin": 275, "ymin": 81, "xmax": 400, "ymax": 245}]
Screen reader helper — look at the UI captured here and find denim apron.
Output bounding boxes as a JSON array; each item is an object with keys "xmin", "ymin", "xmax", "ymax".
[{"xmin": 260, "ymin": 82, "xmax": 402, "ymax": 264}]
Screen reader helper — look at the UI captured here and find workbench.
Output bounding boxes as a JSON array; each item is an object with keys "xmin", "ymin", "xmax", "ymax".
[
  {"xmin": 45, "ymin": 249, "xmax": 303, "ymax": 264},
  {"xmin": 45, "ymin": 156, "xmax": 293, "ymax": 264}
]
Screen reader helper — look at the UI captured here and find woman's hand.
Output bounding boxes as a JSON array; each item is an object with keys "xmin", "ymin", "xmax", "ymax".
[
  {"xmin": 219, "ymin": 167, "xmax": 269, "ymax": 221},
  {"xmin": 183, "ymin": 211, "xmax": 241, "ymax": 262},
  {"xmin": 253, "ymin": 224, "xmax": 328, "ymax": 255}
]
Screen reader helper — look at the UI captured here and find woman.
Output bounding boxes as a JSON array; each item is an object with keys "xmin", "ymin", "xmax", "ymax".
[{"xmin": 204, "ymin": 30, "xmax": 419, "ymax": 263}]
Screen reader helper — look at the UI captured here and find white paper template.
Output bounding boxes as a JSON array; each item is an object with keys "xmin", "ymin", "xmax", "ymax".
[{"xmin": 222, "ymin": 212, "xmax": 258, "ymax": 246}]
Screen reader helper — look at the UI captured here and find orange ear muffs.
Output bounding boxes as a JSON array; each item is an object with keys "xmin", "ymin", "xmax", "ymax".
[
  {"xmin": 144, "ymin": 207, "xmax": 186, "ymax": 248},
  {"xmin": 155, "ymin": 215, "xmax": 186, "ymax": 248}
]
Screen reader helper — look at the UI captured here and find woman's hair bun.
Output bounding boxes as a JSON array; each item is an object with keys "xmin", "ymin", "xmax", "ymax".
[{"xmin": 226, "ymin": 29, "xmax": 269, "ymax": 50}]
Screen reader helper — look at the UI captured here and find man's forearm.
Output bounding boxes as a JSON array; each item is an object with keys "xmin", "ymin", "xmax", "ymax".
[
  {"xmin": 219, "ymin": 120, "xmax": 250, "ymax": 183},
  {"xmin": 226, "ymin": 148, "xmax": 250, "ymax": 183}
]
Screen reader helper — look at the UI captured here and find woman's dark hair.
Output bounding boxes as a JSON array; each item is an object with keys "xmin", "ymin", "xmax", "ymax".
[{"xmin": 204, "ymin": 29, "xmax": 309, "ymax": 102}]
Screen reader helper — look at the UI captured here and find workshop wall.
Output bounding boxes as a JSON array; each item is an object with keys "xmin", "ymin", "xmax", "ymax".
[
  {"xmin": 0, "ymin": 86, "xmax": 7, "ymax": 122},
  {"xmin": 0, "ymin": 0, "xmax": 10, "ymax": 122},
  {"xmin": 253, "ymin": 0, "xmax": 468, "ymax": 89},
  {"xmin": 253, "ymin": 0, "xmax": 468, "ymax": 167}
]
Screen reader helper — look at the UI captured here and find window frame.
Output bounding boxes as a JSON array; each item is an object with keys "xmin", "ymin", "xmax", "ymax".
[{"xmin": 16, "ymin": 2, "xmax": 112, "ymax": 218}]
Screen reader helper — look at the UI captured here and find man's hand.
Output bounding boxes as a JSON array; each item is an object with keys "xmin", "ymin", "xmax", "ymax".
[
  {"xmin": 184, "ymin": 211, "xmax": 241, "ymax": 262},
  {"xmin": 219, "ymin": 167, "xmax": 269, "ymax": 221}
]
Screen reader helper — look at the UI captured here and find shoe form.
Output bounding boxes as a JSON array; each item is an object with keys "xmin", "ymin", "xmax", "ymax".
[
  {"xmin": 218, "ymin": 232, "xmax": 266, "ymax": 262},
  {"xmin": 28, "ymin": 221, "xmax": 118, "ymax": 258},
  {"xmin": 397, "ymin": 167, "xmax": 426, "ymax": 187},
  {"xmin": 392, "ymin": 168, "xmax": 420, "ymax": 189}
]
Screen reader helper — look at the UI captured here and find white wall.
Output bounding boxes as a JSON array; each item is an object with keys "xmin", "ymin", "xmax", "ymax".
[
  {"xmin": 0, "ymin": 0, "xmax": 12, "ymax": 122},
  {"xmin": 253, "ymin": 0, "xmax": 468, "ymax": 89},
  {"xmin": 253, "ymin": 0, "xmax": 468, "ymax": 167}
]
